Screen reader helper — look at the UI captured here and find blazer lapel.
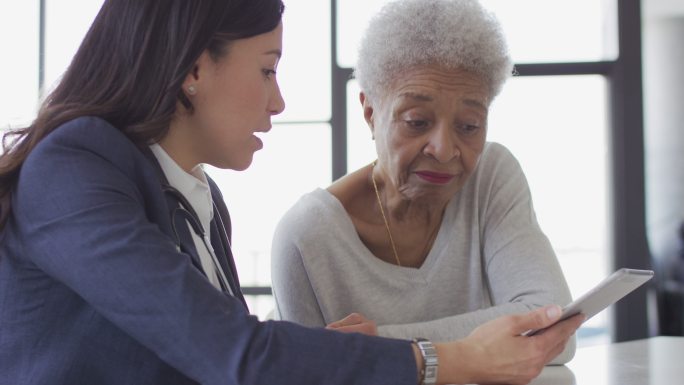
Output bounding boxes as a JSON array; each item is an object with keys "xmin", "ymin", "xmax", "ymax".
[
  {"xmin": 210, "ymin": 205, "xmax": 248, "ymax": 309},
  {"xmin": 207, "ymin": 179, "xmax": 248, "ymax": 309}
]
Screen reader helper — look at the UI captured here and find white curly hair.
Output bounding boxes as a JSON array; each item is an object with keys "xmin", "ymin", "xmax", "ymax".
[{"xmin": 354, "ymin": 0, "xmax": 513, "ymax": 101}]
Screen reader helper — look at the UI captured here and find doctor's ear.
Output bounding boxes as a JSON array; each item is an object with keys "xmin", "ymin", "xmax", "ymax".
[
  {"xmin": 179, "ymin": 52, "xmax": 212, "ymax": 112},
  {"xmin": 182, "ymin": 51, "xmax": 211, "ymax": 97}
]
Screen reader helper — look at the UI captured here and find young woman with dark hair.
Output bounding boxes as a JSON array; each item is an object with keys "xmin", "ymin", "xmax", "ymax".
[{"xmin": 0, "ymin": 1, "xmax": 581, "ymax": 384}]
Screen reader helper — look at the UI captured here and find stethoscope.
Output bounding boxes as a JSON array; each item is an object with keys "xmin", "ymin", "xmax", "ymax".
[{"xmin": 162, "ymin": 183, "xmax": 235, "ymax": 296}]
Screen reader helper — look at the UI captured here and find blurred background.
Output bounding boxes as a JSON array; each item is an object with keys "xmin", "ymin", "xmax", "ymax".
[{"xmin": 1, "ymin": 0, "xmax": 682, "ymax": 347}]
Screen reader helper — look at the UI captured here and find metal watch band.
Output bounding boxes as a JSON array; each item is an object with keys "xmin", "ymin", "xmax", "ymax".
[{"xmin": 413, "ymin": 338, "xmax": 438, "ymax": 385}]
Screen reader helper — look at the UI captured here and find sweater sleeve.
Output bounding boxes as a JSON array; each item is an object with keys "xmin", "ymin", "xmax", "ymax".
[
  {"xmin": 480, "ymin": 144, "xmax": 575, "ymax": 363},
  {"xmin": 271, "ymin": 202, "xmax": 327, "ymax": 327}
]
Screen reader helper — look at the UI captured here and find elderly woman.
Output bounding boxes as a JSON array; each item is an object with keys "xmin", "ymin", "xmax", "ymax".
[{"xmin": 271, "ymin": 0, "xmax": 575, "ymax": 364}]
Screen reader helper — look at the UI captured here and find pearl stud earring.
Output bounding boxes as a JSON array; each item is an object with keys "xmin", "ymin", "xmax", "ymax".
[{"xmin": 187, "ymin": 85, "xmax": 197, "ymax": 95}]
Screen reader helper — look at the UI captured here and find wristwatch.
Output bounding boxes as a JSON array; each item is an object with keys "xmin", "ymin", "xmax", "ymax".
[{"xmin": 413, "ymin": 338, "xmax": 438, "ymax": 385}]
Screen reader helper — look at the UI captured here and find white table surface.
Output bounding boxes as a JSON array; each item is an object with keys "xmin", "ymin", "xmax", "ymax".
[{"xmin": 529, "ymin": 336, "xmax": 684, "ymax": 385}]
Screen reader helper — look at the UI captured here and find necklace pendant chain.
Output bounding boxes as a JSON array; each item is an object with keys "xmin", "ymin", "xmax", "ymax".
[{"xmin": 371, "ymin": 161, "xmax": 402, "ymax": 267}]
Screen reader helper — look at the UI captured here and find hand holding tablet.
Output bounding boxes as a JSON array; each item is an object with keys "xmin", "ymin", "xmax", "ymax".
[{"xmin": 524, "ymin": 268, "xmax": 654, "ymax": 336}]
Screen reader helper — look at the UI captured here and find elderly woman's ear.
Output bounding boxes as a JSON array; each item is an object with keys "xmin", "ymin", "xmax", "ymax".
[{"xmin": 359, "ymin": 92, "xmax": 376, "ymax": 138}]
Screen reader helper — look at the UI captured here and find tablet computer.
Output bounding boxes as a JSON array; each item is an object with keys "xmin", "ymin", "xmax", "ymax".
[{"xmin": 524, "ymin": 268, "xmax": 654, "ymax": 336}]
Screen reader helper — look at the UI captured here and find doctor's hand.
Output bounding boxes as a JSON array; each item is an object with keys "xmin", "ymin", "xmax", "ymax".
[
  {"xmin": 433, "ymin": 305, "xmax": 584, "ymax": 385},
  {"xmin": 326, "ymin": 312, "xmax": 377, "ymax": 336}
]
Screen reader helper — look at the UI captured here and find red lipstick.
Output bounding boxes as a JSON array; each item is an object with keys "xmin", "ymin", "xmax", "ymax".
[{"xmin": 415, "ymin": 171, "xmax": 455, "ymax": 184}]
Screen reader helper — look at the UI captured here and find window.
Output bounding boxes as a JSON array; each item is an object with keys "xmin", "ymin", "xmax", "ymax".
[
  {"xmin": 478, "ymin": 0, "xmax": 618, "ymax": 63},
  {"xmin": 206, "ymin": 122, "xmax": 331, "ymax": 318},
  {"xmin": 0, "ymin": 1, "xmax": 39, "ymax": 130},
  {"xmin": 488, "ymin": 75, "xmax": 611, "ymax": 344}
]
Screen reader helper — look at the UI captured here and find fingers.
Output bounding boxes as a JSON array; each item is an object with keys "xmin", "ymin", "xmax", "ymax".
[
  {"xmin": 534, "ymin": 313, "xmax": 584, "ymax": 362},
  {"xmin": 326, "ymin": 313, "xmax": 378, "ymax": 336},
  {"xmin": 326, "ymin": 312, "xmax": 365, "ymax": 329},
  {"xmin": 539, "ymin": 313, "xmax": 585, "ymax": 339},
  {"xmin": 329, "ymin": 322, "xmax": 378, "ymax": 336},
  {"xmin": 512, "ymin": 305, "xmax": 563, "ymax": 335},
  {"xmin": 546, "ymin": 334, "xmax": 572, "ymax": 362}
]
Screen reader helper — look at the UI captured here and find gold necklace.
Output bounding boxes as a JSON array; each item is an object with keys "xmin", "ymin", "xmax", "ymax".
[{"xmin": 371, "ymin": 161, "xmax": 402, "ymax": 266}]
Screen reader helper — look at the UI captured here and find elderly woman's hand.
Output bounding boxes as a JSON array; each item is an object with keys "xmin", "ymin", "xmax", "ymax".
[{"xmin": 325, "ymin": 312, "xmax": 378, "ymax": 336}]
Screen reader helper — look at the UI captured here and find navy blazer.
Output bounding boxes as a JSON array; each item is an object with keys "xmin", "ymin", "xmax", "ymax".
[{"xmin": 0, "ymin": 117, "xmax": 416, "ymax": 385}]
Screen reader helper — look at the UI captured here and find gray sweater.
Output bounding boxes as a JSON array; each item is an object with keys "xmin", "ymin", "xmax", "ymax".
[{"xmin": 271, "ymin": 142, "xmax": 575, "ymax": 363}]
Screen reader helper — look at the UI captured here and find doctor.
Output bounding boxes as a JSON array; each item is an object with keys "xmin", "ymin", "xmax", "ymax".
[{"xmin": 0, "ymin": 1, "xmax": 582, "ymax": 384}]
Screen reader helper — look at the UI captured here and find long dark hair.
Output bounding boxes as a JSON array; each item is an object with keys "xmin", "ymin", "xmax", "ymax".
[{"xmin": 0, "ymin": 0, "xmax": 285, "ymax": 230}]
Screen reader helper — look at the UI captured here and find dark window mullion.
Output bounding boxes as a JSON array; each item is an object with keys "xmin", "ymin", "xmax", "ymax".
[
  {"xmin": 330, "ymin": 0, "xmax": 352, "ymax": 181},
  {"xmin": 514, "ymin": 61, "xmax": 614, "ymax": 76},
  {"xmin": 611, "ymin": 0, "xmax": 649, "ymax": 343},
  {"xmin": 241, "ymin": 286, "xmax": 273, "ymax": 296}
]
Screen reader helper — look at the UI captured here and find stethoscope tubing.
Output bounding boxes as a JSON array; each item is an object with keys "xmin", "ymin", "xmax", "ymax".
[{"xmin": 163, "ymin": 184, "xmax": 234, "ymax": 295}]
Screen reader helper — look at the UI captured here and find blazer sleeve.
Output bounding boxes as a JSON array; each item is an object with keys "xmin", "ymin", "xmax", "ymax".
[{"xmin": 14, "ymin": 117, "xmax": 418, "ymax": 385}]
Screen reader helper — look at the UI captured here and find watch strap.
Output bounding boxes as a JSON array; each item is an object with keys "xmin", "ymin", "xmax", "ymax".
[{"xmin": 413, "ymin": 338, "xmax": 438, "ymax": 385}]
